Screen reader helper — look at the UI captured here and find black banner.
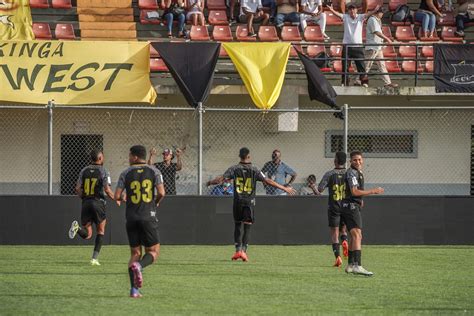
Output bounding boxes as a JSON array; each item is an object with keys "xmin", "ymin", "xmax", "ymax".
[
  {"xmin": 434, "ymin": 44, "xmax": 474, "ymax": 93},
  {"xmin": 151, "ymin": 42, "xmax": 221, "ymax": 107}
]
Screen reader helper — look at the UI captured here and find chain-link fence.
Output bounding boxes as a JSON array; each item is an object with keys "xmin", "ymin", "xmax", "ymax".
[{"xmin": 0, "ymin": 104, "xmax": 472, "ymax": 196}]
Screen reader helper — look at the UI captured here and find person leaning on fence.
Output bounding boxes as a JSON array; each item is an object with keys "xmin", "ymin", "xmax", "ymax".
[
  {"xmin": 299, "ymin": 0, "xmax": 330, "ymax": 40},
  {"xmin": 162, "ymin": 0, "xmax": 187, "ymax": 38},
  {"xmin": 261, "ymin": 149, "xmax": 297, "ymax": 195},
  {"xmin": 186, "ymin": 0, "xmax": 206, "ymax": 26},
  {"xmin": 455, "ymin": 0, "xmax": 474, "ymax": 37},
  {"xmin": 365, "ymin": 6, "xmax": 399, "ymax": 88},
  {"xmin": 414, "ymin": 0, "xmax": 443, "ymax": 38},
  {"xmin": 148, "ymin": 147, "xmax": 183, "ymax": 195},
  {"xmin": 239, "ymin": 0, "xmax": 270, "ymax": 37}
]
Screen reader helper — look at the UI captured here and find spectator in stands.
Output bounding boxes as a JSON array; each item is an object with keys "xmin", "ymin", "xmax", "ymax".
[
  {"xmin": 187, "ymin": 0, "xmax": 206, "ymax": 26},
  {"xmin": 262, "ymin": 0, "xmax": 277, "ymax": 21},
  {"xmin": 275, "ymin": 0, "xmax": 300, "ymax": 29},
  {"xmin": 299, "ymin": 174, "xmax": 321, "ymax": 195},
  {"xmin": 299, "ymin": 0, "xmax": 330, "ymax": 39},
  {"xmin": 262, "ymin": 149, "xmax": 297, "ymax": 195},
  {"xmin": 148, "ymin": 147, "xmax": 183, "ymax": 195},
  {"xmin": 327, "ymin": 3, "xmax": 380, "ymax": 86},
  {"xmin": 239, "ymin": 0, "xmax": 270, "ymax": 36},
  {"xmin": 455, "ymin": 0, "xmax": 474, "ymax": 37},
  {"xmin": 210, "ymin": 179, "xmax": 234, "ymax": 195},
  {"xmin": 365, "ymin": 6, "xmax": 399, "ymax": 88},
  {"xmin": 414, "ymin": 0, "xmax": 444, "ymax": 38},
  {"xmin": 162, "ymin": 0, "xmax": 187, "ymax": 38},
  {"xmin": 229, "ymin": 0, "xmax": 240, "ymax": 24}
]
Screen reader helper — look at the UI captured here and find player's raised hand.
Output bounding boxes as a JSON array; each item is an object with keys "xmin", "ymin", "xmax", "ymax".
[
  {"xmin": 176, "ymin": 148, "xmax": 183, "ymax": 156},
  {"xmin": 150, "ymin": 147, "xmax": 157, "ymax": 156}
]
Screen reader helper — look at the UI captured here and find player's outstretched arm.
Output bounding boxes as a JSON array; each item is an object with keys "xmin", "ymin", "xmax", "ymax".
[
  {"xmin": 351, "ymin": 186, "xmax": 384, "ymax": 197},
  {"xmin": 155, "ymin": 183, "xmax": 165, "ymax": 207},
  {"xmin": 104, "ymin": 185, "xmax": 115, "ymax": 200},
  {"xmin": 264, "ymin": 178, "xmax": 297, "ymax": 195},
  {"xmin": 114, "ymin": 187, "xmax": 124, "ymax": 206},
  {"xmin": 207, "ymin": 176, "xmax": 225, "ymax": 187},
  {"xmin": 176, "ymin": 148, "xmax": 183, "ymax": 171},
  {"xmin": 147, "ymin": 147, "xmax": 157, "ymax": 165}
]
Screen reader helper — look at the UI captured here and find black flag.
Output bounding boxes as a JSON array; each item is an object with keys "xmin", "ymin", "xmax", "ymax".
[
  {"xmin": 151, "ymin": 42, "xmax": 221, "ymax": 107},
  {"xmin": 434, "ymin": 44, "xmax": 474, "ymax": 93},
  {"xmin": 297, "ymin": 50, "xmax": 339, "ymax": 110}
]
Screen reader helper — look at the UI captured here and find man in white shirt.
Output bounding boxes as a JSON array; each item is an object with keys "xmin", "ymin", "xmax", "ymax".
[
  {"xmin": 239, "ymin": 0, "xmax": 270, "ymax": 36},
  {"xmin": 299, "ymin": 0, "xmax": 329, "ymax": 39},
  {"xmin": 365, "ymin": 7, "xmax": 398, "ymax": 88},
  {"xmin": 327, "ymin": 3, "xmax": 379, "ymax": 86}
]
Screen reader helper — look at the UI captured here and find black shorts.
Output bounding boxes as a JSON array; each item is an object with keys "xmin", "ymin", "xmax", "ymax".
[
  {"xmin": 126, "ymin": 220, "xmax": 160, "ymax": 248},
  {"xmin": 341, "ymin": 202, "xmax": 362, "ymax": 231},
  {"xmin": 328, "ymin": 205, "xmax": 343, "ymax": 228},
  {"xmin": 81, "ymin": 199, "xmax": 106, "ymax": 226},
  {"xmin": 233, "ymin": 202, "xmax": 255, "ymax": 223}
]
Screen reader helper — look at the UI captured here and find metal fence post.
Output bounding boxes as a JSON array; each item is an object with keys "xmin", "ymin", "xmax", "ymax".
[
  {"xmin": 47, "ymin": 100, "xmax": 54, "ymax": 195},
  {"xmin": 197, "ymin": 102, "xmax": 203, "ymax": 195},
  {"xmin": 343, "ymin": 104, "xmax": 349, "ymax": 155}
]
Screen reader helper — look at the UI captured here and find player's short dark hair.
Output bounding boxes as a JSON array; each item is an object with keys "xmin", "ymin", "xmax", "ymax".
[
  {"xmin": 308, "ymin": 174, "xmax": 316, "ymax": 182},
  {"xmin": 335, "ymin": 151, "xmax": 347, "ymax": 165},
  {"xmin": 239, "ymin": 147, "xmax": 250, "ymax": 159},
  {"xmin": 130, "ymin": 145, "xmax": 147, "ymax": 160},
  {"xmin": 350, "ymin": 151, "xmax": 363, "ymax": 158},
  {"xmin": 90, "ymin": 149, "xmax": 102, "ymax": 162}
]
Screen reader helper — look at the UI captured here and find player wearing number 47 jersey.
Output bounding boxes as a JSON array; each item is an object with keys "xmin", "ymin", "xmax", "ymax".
[
  {"xmin": 68, "ymin": 150, "xmax": 114, "ymax": 266},
  {"xmin": 207, "ymin": 147, "xmax": 296, "ymax": 262},
  {"xmin": 114, "ymin": 145, "xmax": 165, "ymax": 298}
]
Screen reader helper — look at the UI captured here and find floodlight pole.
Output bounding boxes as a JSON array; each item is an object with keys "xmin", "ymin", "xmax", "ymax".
[
  {"xmin": 343, "ymin": 104, "xmax": 349, "ymax": 156},
  {"xmin": 47, "ymin": 100, "xmax": 54, "ymax": 195},
  {"xmin": 197, "ymin": 102, "xmax": 203, "ymax": 195}
]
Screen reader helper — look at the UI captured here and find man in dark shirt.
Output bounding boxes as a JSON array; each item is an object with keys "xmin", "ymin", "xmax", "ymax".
[
  {"xmin": 68, "ymin": 149, "xmax": 114, "ymax": 266},
  {"xmin": 148, "ymin": 147, "xmax": 183, "ymax": 195},
  {"xmin": 207, "ymin": 147, "xmax": 296, "ymax": 262},
  {"xmin": 317, "ymin": 151, "xmax": 349, "ymax": 268},
  {"xmin": 115, "ymin": 145, "xmax": 165, "ymax": 298},
  {"xmin": 342, "ymin": 151, "xmax": 384, "ymax": 276}
]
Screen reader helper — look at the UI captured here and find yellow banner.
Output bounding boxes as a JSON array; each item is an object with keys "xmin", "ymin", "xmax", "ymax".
[
  {"xmin": 0, "ymin": 0, "xmax": 34, "ymax": 40},
  {"xmin": 0, "ymin": 41, "xmax": 157, "ymax": 104},
  {"xmin": 222, "ymin": 42, "xmax": 290, "ymax": 110}
]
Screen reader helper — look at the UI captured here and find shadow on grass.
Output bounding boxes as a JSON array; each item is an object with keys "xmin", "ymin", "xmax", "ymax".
[{"xmin": 0, "ymin": 272, "xmax": 122, "ymax": 276}]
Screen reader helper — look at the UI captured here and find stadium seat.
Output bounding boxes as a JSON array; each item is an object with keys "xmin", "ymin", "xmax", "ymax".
[
  {"xmin": 329, "ymin": 45, "xmax": 343, "ymax": 57},
  {"xmin": 258, "ymin": 25, "xmax": 279, "ymax": 42},
  {"xmin": 190, "ymin": 25, "xmax": 210, "ymax": 41},
  {"xmin": 52, "ymin": 0, "xmax": 72, "ymax": 9},
  {"xmin": 150, "ymin": 58, "xmax": 169, "ymax": 72},
  {"xmin": 32, "ymin": 23, "xmax": 52, "ymax": 40},
  {"xmin": 55, "ymin": 23, "xmax": 75, "ymax": 40},
  {"xmin": 149, "ymin": 44, "xmax": 160, "ymax": 58},
  {"xmin": 417, "ymin": 28, "xmax": 439, "ymax": 41},
  {"xmin": 382, "ymin": 45, "xmax": 397, "ymax": 58},
  {"xmin": 219, "ymin": 46, "xmax": 229, "ymax": 57},
  {"xmin": 140, "ymin": 10, "xmax": 160, "ymax": 24},
  {"xmin": 289, "ymin": 45, "xmax": 302, "ymax": 57},
  {"xmin": 389, "ymin": 0, "xmax": 407, "ymax": 11},
  {"xmin": 399, "ymin": 45, "xmax": 416, "ymax": 57},
  {"xmin": 441, "ymin": 26, "xmax": 463, "ymax": 42},
  {"xmin": 30, "ymin": 0, "xmax": 49, "ymax": 9},
  {"xmin": 281, "ymin": 26, "xmax": 302, "ymax": 42},
  {"xmin": 395, "ymin": 26, "xmax": 416, "ymax": 41},
  {"xmin": 326, "ymin": 12, "xmax": 343, "ymax": 26},
  {"xmin": 421, "ymin": 45, "xmax": 433, "ymax": 58},
  {"xmin": 212, "ymin": 25, "xmax": 233, "ymax": 41},
  {"xmin": 236, "ymin": 25, "xmax": 257, "ymax": 41},
  {"xmin": 382, "ymin": 25, "xmax": 394, "ymax": 40},
  {"xmin": 306, "ymin": 44, "xmax": 326, "ymax": 58},
  {"xmin": 424, "ymin": 60, "xmax": 434, "ymax": 73},
  {"xmin": 303, "ymin": 25, "xmax": 324, "ymax": 42},
  {"xmin": 208, "ymin": 10, "xmax": 228, "ymax": 25},
  {"xmin": 206, "ymin": 0, "xmax": 227, "ymax": 10},
  {"xmin": 438, "ymin": 12, "xmax": 455, "ymax": 26},
  {"xmin": 386, "ymin": 60, "xmax": 401, "ymax": 72},
  {"xmin": 402, "ymin": 60, "xmax": 422, "ymax": 73},
  {"xmin": 139, "ymin": 0, "xmax": 159, "ymax": 9},
  {"xmin": 333, "ymin": 60, "xmax": 355, "ymax": 73},
  {"xmin": 365, "ymin": 0, "xmax": 383, "ymax": 11}
]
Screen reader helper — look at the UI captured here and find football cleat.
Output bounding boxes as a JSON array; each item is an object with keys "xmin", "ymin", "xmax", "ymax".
[
  {"xmin": 130, "ymin": 287, "xmax": 142, "ymax": 298},
  {"xmin": 231, "ymin": 251, "xmax": 242, "ymax": 261},
  {"xmin": 341, "ymin": 240, "xmax": 349, "ymax": 258},
  {"xmin": 334, "ymin": 256, "xmax": 342, "ymax": 267},
  {"xmin": 90, "ymin": 259, "xmax": 100, "ymax": 266},
  {"xmin": 130, "ymin": 262, "xmax": 143, "ymax": 288},
  {"xmin": 240, "ymin": 251, "xmax": 249, "ymax": 262},
  {"xmin": 352, "ymin": 265, "xmax": 374, "ymax": 276},
  {"xmin": 345, "ymin": 264, "xmax": 354, "ymax": 274},
  {"xmin": 68, "ymin": 220, "xmax": 79, "ymax": 239}
]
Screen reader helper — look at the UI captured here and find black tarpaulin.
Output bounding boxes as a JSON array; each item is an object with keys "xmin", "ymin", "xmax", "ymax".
[{"xmin": 434, "ymin": 44, "xmax": 474, "ymax": 93}]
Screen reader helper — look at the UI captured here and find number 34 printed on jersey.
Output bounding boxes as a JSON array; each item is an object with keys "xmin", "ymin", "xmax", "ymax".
[
  {"xmin": 332, "ymin": 184, "xmax": 346, "ymax": 201},
  {"xmin": 130, "ymin": 180, "xmax": 153, "ymax": 204},
  {"xmin": 235, "ymin": 177, "xmax": 253, "ymax": 194}
]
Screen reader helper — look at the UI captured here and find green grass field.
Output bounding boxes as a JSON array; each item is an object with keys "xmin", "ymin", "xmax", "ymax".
[{"xmin": 1, "ymin": 245, "xmax": 473, "ymax": 315}]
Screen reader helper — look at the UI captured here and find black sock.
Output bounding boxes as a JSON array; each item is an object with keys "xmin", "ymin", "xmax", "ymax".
[
  {"xmin": 348, "ymin": 250, "xmax": 354, "ymax": 264},
  {"xmin": 234, "ymin": 222, "xmax": 242, "ymax": 251},
  {"xmin": 138, "ymin": 253, "xmax": 154, "ymax": 269},
  {"xmin": 242, "ymin": 224, "xmax": 251, "ymax": 251},
  {"xmin": 92, "ymin": 234, "xmax": 103, "ymax": 259},
  {"xmin": 332, "ymin": 243, "xmax": 340, "ymax": 258},
  {"xmin": 340, "ymin": 234, "xmax": 348, "ymax": 242},
  {"xmin": 128, "ymin": 267, "xmax": 135, "ymax": 289},
  {"xmin": 353, "ymin": 250, "xmax": 361, "ymax": 266},
  {"xmin": 77, "ymin": 227, "xmax": 88, "ymax": 239}
]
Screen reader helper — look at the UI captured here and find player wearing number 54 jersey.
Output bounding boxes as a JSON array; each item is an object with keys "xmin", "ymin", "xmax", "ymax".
[
  {"xmin": 207, "ymin": 147, "xmax": 296, "ymax": 262},
  {"xmin": 115, "ymin": 145, "xmax": 165, "ymax": 298}
]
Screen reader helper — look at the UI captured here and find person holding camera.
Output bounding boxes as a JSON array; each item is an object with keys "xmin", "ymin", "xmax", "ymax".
[
  {"xmin": 261, "ymin": 149, "xmax": 297, "ymax": 195},
  {"xmin": 148, "ymin": 147, "xmax": 183, "ymax": 195}
]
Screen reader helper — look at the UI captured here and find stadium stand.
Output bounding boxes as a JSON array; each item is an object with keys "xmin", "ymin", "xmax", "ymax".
[
  {"xmin": 213, "ymin": 25, "xmax": 233, "ymax": 41},
  {"xmin": 138, "ymin": 0, "xmax": 159, "ymax": 9},
  {"xmin": 306, "ymin": 44, "xmax": 326, "ymax": 57},
  {"xmin": 55, "ymin": 23, "xmax": 76, "ymax": 40},
  {"xmin": 208, "ymin": 10, "xmax": 229, "ymax": 25},
  {"xmin": 190, "ymin": 25, "xmax": 211, "ymax": 41},
  {"xmin": 236, "ymin": 25, "xmax": 257, "ymax": 41},
  {"xmin": 258, "ymin": 25, "xmax": 279, "ymax": 42},
  {"xmin": 30, "ymin": 0, "xmax": 49, "ymax": 9},
  {"xmin": 52, "ymin": 0, "xmax": 73, "ymax": 9},
  {"xmin": 281, "ymin": 26, "xmax": 302, "ymax": 42},
  {"xmin": 304, "ymin": 25, "xmax": 324, "ymax": 42},
  {"xmin": 32, "ymin": 22, "xmax": 53, "ymax": 39}
]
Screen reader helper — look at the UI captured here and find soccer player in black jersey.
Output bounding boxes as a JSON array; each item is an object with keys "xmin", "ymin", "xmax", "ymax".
[
  {"xmin": 317, "ymin": 151, "xmax": 349, "ymax": 268},
  {"xmin": 207, "ymin": 147, "xmax": 296, "ymax": 262},
  {"xmin": 68, "ymin": 150, "xmax": 114, "ymax": 266},
  {"xmin": 114, "ymin": 145, "xmax": 165, "ymax": 298},
  {"xmin": 342, "ymin": 151, "xmax": 384, "ymax": 276}
]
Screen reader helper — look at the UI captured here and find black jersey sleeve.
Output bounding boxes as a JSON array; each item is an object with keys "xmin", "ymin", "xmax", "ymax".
[
  {"xmin": 318, "ymin": 171, "xmax": 331, "ymax": 192},
  {"xmin": 223, "ymin": 166, "xmax": 236, "ymax": 180},
  {"xmin": 346, "ymin": 168, "xmax": 360, "ymax": 190}
]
